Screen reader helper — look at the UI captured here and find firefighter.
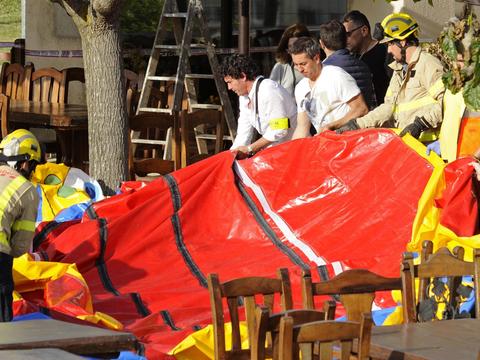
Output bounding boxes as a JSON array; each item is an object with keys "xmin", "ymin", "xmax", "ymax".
[
  {"xmin": 333, "ymin": 12, "xmax": 445, "ymax": 142},
  {"xmin": 0, "ymin": 129, "xmax": 40, "ymax": 321}
]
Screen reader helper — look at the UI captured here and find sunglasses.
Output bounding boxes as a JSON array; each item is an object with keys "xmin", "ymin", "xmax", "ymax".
[{"xmin": 346, "ymin": 25, "xmax": 364, "ymax": 37}]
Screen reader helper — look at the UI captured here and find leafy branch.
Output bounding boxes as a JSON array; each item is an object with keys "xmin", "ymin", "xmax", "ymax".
[{"xmin": 424, "ymin": 6, "xmax": 480, "ymax": 110}]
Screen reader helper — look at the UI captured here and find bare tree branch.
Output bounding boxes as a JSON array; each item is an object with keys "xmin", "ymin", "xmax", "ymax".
[
  {"xmin": 48, "ymin": 0, "xmax": 89, "ymax": 21},
  {"xmin": 92, "ymin": 0, "xmax": 123, "ymax": 17}
]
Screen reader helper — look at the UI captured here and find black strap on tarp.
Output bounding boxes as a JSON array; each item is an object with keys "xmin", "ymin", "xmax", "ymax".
[
  {"xmin": 234, "ymin": 174, "xmax": 309, "ymax": 271},
  {"xmin": 163, "ymin": 174, "xmax": 208, "ymax": 289}
]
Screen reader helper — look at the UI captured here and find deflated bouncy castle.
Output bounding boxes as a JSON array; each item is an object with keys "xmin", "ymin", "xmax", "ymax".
[{"xmin": 11, "ymin": 129, "xmax": 480, "ymax": 359}]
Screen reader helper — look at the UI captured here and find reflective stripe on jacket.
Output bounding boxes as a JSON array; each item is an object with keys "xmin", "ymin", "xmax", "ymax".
[
  {"xmin": 356, "ymin": 47, "xmax": 445, "ymax": 132},
  {"xmin": 439, "ymin": 90, "xmax": 466, "ymax": 163},
  {"xmin": 0, "ymin": 166, "xmax": 38, "ymax": 257}
]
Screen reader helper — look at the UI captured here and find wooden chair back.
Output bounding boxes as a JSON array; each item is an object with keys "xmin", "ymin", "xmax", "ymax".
[
  {"xmin": 124, "ymin": 69, "xmax": 140, "ymax": 117},
  {"xmin": 0, "ymin": 93, "xmax": 9, "ymax": 138},
  {"xmin": 401, "ymin": 240, "xmax": 480, "ymax": 323},
  {"xmin": 180, "ymin": 109, "xmax": 224, "ymax": 167},
  {"xmin": 278, "ymin": 313, "xmax": 373, "ymax": 360},
  {"xmin": 62, "ymin": 67, "xmax": 85, "ymax": 103},
  {"xmin": 252, "ymin": 306, "xmax": 329, "ymax": 360},
  {"xmin": 207, "ymin": 268, "xmax": 293, "ymax": 360},
  {"xmin": 0, "ymin": 63, "xmax": 32, "ymax": 100},
  {"xmin": 129, "ymin": 112, "xmax": 175, "ymax": 180},
  {"xmin": 302, "ymin": 268, "xmax": 402, "ymax": 323},
  {"xmin": 30, "ymin": 68, "xmax": 65, "ymax": 103}
]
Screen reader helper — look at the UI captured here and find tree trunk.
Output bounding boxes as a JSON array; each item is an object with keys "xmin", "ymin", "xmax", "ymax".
[
  {"xmin": 52, "ymin": 0, "xmax": 128, "ymax": 193},
  {"xmin": 80, "ymin": 25, "xmax": 128, "ymax": 192}
]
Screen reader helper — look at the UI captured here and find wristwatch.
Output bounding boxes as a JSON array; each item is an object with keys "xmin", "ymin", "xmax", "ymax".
[{"xmin": 247, "ymin": 145, "xmax": 254, "ymax": 157}]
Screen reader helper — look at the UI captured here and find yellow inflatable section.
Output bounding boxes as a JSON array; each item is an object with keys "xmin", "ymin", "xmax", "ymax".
[{"xmin": 13, "ymin": 254, "xmax": 122, "ymax": 330}]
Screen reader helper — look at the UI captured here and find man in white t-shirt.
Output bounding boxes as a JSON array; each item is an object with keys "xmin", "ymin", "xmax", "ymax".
[
  {"xmin": 220, "ymin": 54, "xmax": 297, "ymax": 159},
  {"xmin": 289, "ymin": 36, "xmax": 368, "ymax": 139}
]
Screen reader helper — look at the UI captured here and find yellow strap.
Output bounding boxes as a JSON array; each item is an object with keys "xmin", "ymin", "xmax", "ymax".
[
  {"xmin": 394, "ymin": 96, "xmax": 439, "ymax": 114},
  {"xmin": 0, "ymin": 232, "xmax": 8, "ymax": 248},
  {"xmin": 12, "ymin": 219, "xmax": 35, "ymax": 233},
  {"xmin": 428, "ymin": 78, "xmax": 444, "ymax": 98},
  {"xmin": 269, "ymin": 117, "xmax": 290, "ymax": 130},
  {"xmin": 385, "ymin": 87, "xmax": 393, "ymax": 97}
]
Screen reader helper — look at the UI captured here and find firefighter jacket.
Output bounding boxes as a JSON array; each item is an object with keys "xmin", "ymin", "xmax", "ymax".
[
  {"xmin": 356, "ymin": 47, "xmax": 445, "ymax": 136},
  {"xmin": 439, "ymin": 89, "xmax": 465, "ymax": 163},
  {"xmin": 0, "ymin": 165, "xmax": 38, "ymax": 257}
]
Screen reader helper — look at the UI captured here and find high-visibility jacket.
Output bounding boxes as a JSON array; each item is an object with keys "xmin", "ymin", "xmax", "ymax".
[
  {"xmin": 356, "ymin": 47, "xmax": 445, "ymax": 139},
  {"xmin": 0, "ymin": 165, "xmax": 38, "ymax": 257}
]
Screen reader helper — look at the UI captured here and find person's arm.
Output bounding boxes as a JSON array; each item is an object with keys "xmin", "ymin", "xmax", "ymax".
[
  {"xmin": 234, "ymin": 137, "xmax": 273, "ymax": 159},
  {"xmin": 323, "ymin": 94, "xmax": 369, "ymax": 131},
  {"xmin": 10, "ymin": 186, "xmax": 38, "ymax": 257},
  {"xmin": 292, "ymin": 111, "xmax": 311, "ymax": 139},
  {"xmin": 231, "ymin": 99, "xmax": 253, "ymax": 149}
]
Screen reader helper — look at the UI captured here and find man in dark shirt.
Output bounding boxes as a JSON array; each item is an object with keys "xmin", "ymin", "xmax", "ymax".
[
  {"xmin": 320, "ymin": 19, "xmax": 376, "ymax": 109},
  {"xmin": 343, "ymin": 10, "xmax": 392, "ymax": 104}
]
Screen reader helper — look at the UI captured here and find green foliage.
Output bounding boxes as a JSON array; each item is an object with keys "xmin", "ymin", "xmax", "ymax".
[
  {"xmin": 120, "ymin": 0, "xmax": 164, "ymax": 34},
  {"xmin": 0, "ymin": 0, "xmax": 21, "ymax": 42},
  {"xmin": 425, "ymin": 7, "xmax": 480, "ymax": 110}
]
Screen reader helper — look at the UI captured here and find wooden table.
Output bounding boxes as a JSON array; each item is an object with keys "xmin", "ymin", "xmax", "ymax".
[
  {"xmin": 0, "ymin": 348, "xmax": 84, "ymax": 359},
  {"xmin": 0, "ymin": 319, "xmax": 137, "ymax": 357},
  {"xmin": 8, "ymin": 100, "xmax": 88, "ymax": 168},
  {"xmin": 369, "ymin": 318, "xmax": 480, "ymax": 360}
]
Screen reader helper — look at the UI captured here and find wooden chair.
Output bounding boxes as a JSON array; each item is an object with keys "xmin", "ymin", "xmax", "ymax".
[
  {"xmin": 0, "ymin": 62, "xmax": 32, "ymax": 100},
  {"xmin": 129, "ymin": 112, "xmax": 175, "ymax": 180},
  {"xmin": 278, "ymin": 313, "xmax": 373, "ymax": 360},
  {"xmin": 252, "ymin": 306, "xmax": 331, "ymax": 360},
  {"xmin": 30, "ymin": 68, "xmax": 65, "ymax": 103},
  {"xmin": 0, "ymin": 93, "xmax": 9, "ymax": 138},
  {"xmin": 62, "ymin": 67, "xmax": 85, "ymax": 104},
  {"xmin": 207, "ymin": 268, "xmax": 293, "ymax": 360},
  {"xmin": 402, "ymin": 240, "xmax": 480, "ymax": 323},
  {"xmin": 302, "ymin": 268, "xmax": 402, "ymax": 323},
  {"xmin": 124, "ymin": 69, "xmax": 140, "ymax": 118},
  {"xmin": 180, "ymin": 109, "xmax": 224, "ymax": 167}
]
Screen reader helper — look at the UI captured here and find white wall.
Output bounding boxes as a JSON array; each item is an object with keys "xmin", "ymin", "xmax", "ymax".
[
  {"xmin": 348, "ymin": 0, "xmax": 459, "ymax": 42},
  {"xmin": 24, "ymin": 1, "xmax": 85, "ymax": 104}
]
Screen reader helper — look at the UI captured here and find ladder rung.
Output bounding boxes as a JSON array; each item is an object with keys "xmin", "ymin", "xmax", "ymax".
[
  {"xmin": 163, "ymin": 12, "xmax": 187, "ymax": 18},
  {"xmin": 154, "ymin": 44, "xmax": 207, "ymax": 50},
  {"xmin": 138, "ymin": 107, "xmax": 173, "ymax": 114},
  {"xmin": 132, "ymin": 139, "xmax": 169, "ymax": 146},
  {"xmin": 190, "ymin": 104, "xmax": 222, "ymax": 110},
  {"xmin": 186, "ymin": 74, "xmax": 215, "ymax": 79},
  {"xmin": 196, "ymin": 134, "xmax": 233, "ymax": 141},
  {"xmin": 147, "ymin": 76, "xmax": 177, "ymax": 82}
]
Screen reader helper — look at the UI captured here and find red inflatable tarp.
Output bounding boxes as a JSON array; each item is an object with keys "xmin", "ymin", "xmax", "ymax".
[{"xmin": 34, "ymin": 129, "xmax": 435, "ymax": 358}]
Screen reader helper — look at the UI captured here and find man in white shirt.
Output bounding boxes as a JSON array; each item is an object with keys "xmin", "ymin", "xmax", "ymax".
[
  {"xmin": 220, "ymin": 54, "xmax": 297, "ymax": 159},
  {"xmin": 289, "ymin": 36, "xmax": 368, "ymax": 139}
]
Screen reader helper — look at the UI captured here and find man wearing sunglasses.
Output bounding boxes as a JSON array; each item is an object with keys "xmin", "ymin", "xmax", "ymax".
[
  {"xmin": 335, "ymin": 12, "xmax": 445, "ymax": 142},
  {"xmin": 343, "ymin": 10, "xmax": 391, "ymax": 104}
]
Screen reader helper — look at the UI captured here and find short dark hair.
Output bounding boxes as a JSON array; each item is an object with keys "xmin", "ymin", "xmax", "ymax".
[
  {"xmin": 343, "ymin": 10, "xmax": 371, "ymax": 33},
  {"xmin": 219, "ymin": 54, "xmax": 260, "ymax": 80},
  {"xmin": 319, "ymin": 20, "xmax": 347, "ymax": 51},
  {"xmin": 276, "ymin": 23, "xmax": 311, "ymax": 63},
  {"xmin": 288, "ymin": 36, "xmax": 322, "ymax": 59}
]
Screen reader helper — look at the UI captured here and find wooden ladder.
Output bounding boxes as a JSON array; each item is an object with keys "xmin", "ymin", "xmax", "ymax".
[{"xmin": 135, "ymin": 0, "xmax": 236, "ymax": 168}]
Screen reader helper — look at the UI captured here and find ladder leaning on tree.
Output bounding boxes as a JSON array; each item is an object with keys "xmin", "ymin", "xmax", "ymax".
[{"xmin": 134, "ymin": 0, "xmax": 236, "ymax": 169}]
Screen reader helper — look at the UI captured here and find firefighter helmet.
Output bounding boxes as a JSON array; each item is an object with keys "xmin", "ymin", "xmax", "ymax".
[
  {"xmin": 0, "ymin": 129, "xmax": 41, "ymax": 167},
  {"xmin": 379, "ymin": 13, "xmax": 419, "ymax": 43}
]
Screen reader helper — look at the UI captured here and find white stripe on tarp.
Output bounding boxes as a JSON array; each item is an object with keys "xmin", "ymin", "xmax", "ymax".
[{"xmin": 234, "ymin": 160, "xmax": 343, "ymax": 275}]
